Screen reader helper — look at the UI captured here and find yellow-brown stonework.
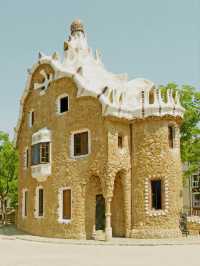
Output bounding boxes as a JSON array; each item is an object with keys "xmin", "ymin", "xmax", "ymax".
[{"xmin": 16, "ymin": 22, "xmax": 184, "ymax": 240}]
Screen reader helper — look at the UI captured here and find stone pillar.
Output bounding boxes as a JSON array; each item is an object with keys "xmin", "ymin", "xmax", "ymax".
[
  {"xmin": 123, "ymin": 172, "xmax": 132, "ymax": 237},
  {"xmin": 79, "ymin": 182, "xmax": 86, "ymax": 240},
  {"xmin": 105, "ymin": 197, "xmax": 112, "ymax": 241}
]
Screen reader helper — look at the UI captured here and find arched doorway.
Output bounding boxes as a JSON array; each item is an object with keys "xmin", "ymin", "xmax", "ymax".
[
  {"xmin": 111, "ymin": 172, "xmax": 125, "ymax": 237},
  {"xmin": 85, "ymin": 176, "xmax": 105, "ymax": 239}
]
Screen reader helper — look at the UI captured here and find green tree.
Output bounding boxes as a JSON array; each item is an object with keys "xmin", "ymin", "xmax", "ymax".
[
  {"xmin": 0, "ymin": 131, "xmax": 18, "ymax": 224},
  {"xmin": 160, "ymin": 83, "xmax": 200, "ymax": 178}
]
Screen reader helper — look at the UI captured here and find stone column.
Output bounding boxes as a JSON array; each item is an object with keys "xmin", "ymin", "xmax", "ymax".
[
  {"xmin": 105, "ymin": 197, "xmax": 112, "ymax": 241},
  {"xmin": 123, "ymin": 173, "xmax": 132, "ymax": 237},
  {"xmin": 79, "ymin": 182, "xmax": 86, "ymax": 240}
]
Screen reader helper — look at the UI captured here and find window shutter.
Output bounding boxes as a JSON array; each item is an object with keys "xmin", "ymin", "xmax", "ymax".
[
  {"xmin": 81, "ymin": 132, "xmax": 88, "ymax": 155},
  {"xmin": 62, "ymin": 189, "xmax": 71, "ymax": 220}
]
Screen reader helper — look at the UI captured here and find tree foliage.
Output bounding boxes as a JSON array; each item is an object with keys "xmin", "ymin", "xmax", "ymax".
[
  {"xmin": 0, "ymin": 131, "xmax": 18, "ymax": 224},
  {"xmin": 160, "ymin": 83, "xmax": 200, "ymax": 178}
]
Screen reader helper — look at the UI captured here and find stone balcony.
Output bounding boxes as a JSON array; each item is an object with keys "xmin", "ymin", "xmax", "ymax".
[{"xmin": 31, "ymin": 164, "xmax": 51, "ymax": 182}]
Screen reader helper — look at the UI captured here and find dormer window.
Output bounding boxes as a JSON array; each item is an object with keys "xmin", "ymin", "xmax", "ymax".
[
  {"xmin": 29, "ymin": 110, "xmax": 35, "ymax": 128},
  {"xmin": 57, "ymin": 94, "xmax": 69, "ymax": 114}
]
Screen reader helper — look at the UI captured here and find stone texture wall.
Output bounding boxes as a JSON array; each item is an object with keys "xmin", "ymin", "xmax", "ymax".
[
  {"xmin": 131, "ymin": 118, "xmax": 183, "ymax": 238},
  {"xmin": 17, "ymin": 64, "xmax": 108, "ymax": 239}
]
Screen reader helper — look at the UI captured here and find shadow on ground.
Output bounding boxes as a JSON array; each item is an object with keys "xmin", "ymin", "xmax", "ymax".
[{"xmin": 0, "ymin": 225, "xmax": 25, "ymax": 236}]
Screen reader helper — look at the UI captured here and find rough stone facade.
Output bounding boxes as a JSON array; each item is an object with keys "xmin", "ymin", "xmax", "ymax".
[{"xmin": 16, "ymin": 21, "xmax": 184, "ymax": 240}]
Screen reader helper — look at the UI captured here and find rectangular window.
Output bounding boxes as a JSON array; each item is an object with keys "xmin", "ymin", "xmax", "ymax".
[
  {"xmin": 62, "ymin": 189, "xmax": 71, "ymax": 220},
  {"xmin": 74, "ymin": 131, "xmax": 88, "ymax": 156},
  {"xmin": 24, "ymin": 191, "xmax": 28, "ymax": 217},
  {"xmin": 29, "ymin": 111, "xmax": 35, "ymax": 127},
  {"xmin": 31, "ymin": 142, "xmax": 50, "ymax": 165},
  {"xmin": 118, "ymin": 135, "xmax": 123, "ymax": 149},
  {"xmin": 38, "ymin": 188, "xmax": 44, "ymax": 217},
  {"xmin": 60, "ymin": 96, "xmax": 69, "ymax": 113},
  {"xmin": 151, "ymin": 180, "xmax": 162, "ymax": 210},
  {"xmin": 168, "ymin": 126, "xmax": 175, "ymax": 148}
]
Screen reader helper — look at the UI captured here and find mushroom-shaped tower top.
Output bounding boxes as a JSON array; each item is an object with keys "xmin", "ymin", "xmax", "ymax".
[{"xmin": 70, "ymin": 19, "xmax": 85, "ymax": 35}]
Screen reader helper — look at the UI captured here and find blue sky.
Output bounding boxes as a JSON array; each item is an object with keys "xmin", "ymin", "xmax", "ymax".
[{"xmin": 0, "ymin": 0, "xmax": 199, "ymax": 138}]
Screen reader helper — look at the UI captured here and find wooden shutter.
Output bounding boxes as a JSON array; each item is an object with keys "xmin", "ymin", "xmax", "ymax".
[
  {"xmin": 74, "ymin": 134, "xmax": 81, "ymax": 156},
  {"xmin": 81, "ymin": 132, "xmax": 88, "ymax": 155},
  {"xmin": 62, "ymin": 189, "xmax": 71, "ymax": 220}
]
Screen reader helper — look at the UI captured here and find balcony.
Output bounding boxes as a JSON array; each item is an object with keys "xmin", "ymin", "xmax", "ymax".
[{"xmin": 31, "ymin": 164, "xmax": 51, "ymax": 182}]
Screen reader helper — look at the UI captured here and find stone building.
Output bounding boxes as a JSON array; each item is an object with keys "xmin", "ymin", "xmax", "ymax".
[{"xmin": 15, "ymin": 20, "xmax": 185, "ymax": 240}]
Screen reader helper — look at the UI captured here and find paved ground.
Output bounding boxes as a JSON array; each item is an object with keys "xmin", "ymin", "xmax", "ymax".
[
  {"xmin": 1, "ymin": 238, "xmax": 200, "ymax": 266},
  {"xmin": 1, "ymin": 226, "xmax": 200, "ymax": 266}
]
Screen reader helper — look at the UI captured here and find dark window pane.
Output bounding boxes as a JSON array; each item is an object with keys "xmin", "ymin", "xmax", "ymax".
[
  {"xmin": 60, "ymin": 96, "xmax": 69, "ymax": 113},
  {"xmin": 168, "ymin": 126, "xmax": 175, "ymax": 148},
  {"xmin": 118, "ymin": 135, "xmax": 123, "ymax": 148},
  {"xmin": 63, "ymin": 189, "xmax": 71, "ymax": 220},
  {"xmin": 31, "ymin": 111, "xmax": 35, "ymax": 125},
  {"xmin": 38, "ymin": 189, "xmax": 44, "ymax": 216},
  {"xmin": 31, "ymin": 144, "xmax": 40, "ymax": 165},
  {"xmin": 151, "ymin": 180, "xmax": 162, "ymax": 210}
]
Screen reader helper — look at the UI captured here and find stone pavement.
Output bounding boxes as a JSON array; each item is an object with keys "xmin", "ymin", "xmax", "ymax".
[
  {"xmin": 1, "ymin": 225, "xmax": 200, "ymax": 246},
  {"xmin": 1, "ymin": 238, "xmax": 200, "ymax": 266}
]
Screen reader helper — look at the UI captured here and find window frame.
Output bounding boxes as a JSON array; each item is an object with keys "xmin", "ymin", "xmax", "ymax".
[
  {"xmin": 28, "ymin": 110, "xmax": 35, "ymax": 128},
  {"xmin": 168, "ymin": 125, "xmax": 176, "ymax": 149},
  {"xmin": 151, "ymin": 179, "xmax": 162, "ymax": 210},
  {"xmin": 70, "ymin": 129, "xmax": 91, "ymax": 159},
  {"xmin": 35, "ymin": 186, "xmax": 44, "ymax": 218},
  {"xmin": 57, "ymin": 94, "xmax": 69, "ymax": 115},
  {"xmin": 31, "ymin": 142, "xmax": 50, "ymax": 166},
  {"xmin": 58, "ymin": 187, "xmax": 72, "ymax": 224}
]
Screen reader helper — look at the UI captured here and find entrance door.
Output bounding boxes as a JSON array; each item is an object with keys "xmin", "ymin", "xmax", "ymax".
[{"xmin": 95, "ymin": 194, "xmax": 105, "ymax": 230}]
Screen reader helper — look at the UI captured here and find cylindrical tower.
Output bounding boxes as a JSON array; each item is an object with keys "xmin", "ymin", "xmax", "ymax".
[{"xmin": 131, "ymin": 88, "xmax": 184, "ymax": 238}]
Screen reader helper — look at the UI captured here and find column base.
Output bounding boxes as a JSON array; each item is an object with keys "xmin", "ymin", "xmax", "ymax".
[
  {"xmin": 131, "ymin": 227, "xmax": 182, "ymax": 239},
  {"xmin": 105, "ymin": 227, "xmax": 112, "ymax": 241}
]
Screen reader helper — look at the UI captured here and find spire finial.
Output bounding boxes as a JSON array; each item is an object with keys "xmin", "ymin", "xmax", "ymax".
[{"xmin": 70, "ymin": 19, "xmax": 85, "ymax": 35}]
